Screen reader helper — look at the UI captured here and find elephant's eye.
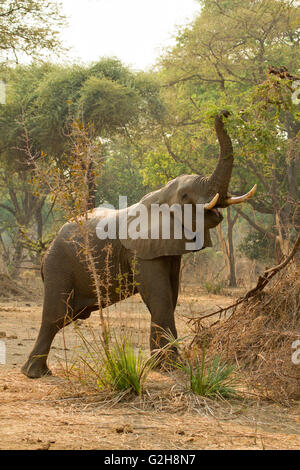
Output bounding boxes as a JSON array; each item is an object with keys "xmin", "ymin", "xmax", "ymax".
[{"xmin": 182, "ymin": 193, "xmax": 188, "ymax": 200}]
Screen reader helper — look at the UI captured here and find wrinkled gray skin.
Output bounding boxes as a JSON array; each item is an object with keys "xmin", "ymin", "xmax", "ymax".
[{"xmin": 22, "ymin": 111, "xmax": 236, "ymax": 379}]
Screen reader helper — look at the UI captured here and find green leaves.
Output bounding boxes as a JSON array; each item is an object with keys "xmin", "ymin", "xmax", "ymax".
[
  {"xmin": 73, "ymin": 329, "xmax": 159, "ymax": 396},
  {"xmin": 163, "ymin": 0, "xmax": 300, "ymax": 89},
  {"xmin": 0, "ymin": 0, "xmax": 66, "ymax": 65},
  {"xmin": 96, "ymin": 337, "xmax": 157, "ymax": 395},
  {"xmin": 80, "ymin": 76, "xmax": 140, "ymax": 135},
  {"xmin": 176, "ymin": 349, "xmax": 239, "ymax": 399}
]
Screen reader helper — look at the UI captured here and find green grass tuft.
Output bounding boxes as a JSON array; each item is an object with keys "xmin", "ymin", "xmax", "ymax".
[
  {"xmin": 176, "ymin": 348, "xmax": 239, "ymax": 399},
  {"xmin": 73, "ymin": 327, "xmax": 160, "ymax": 396},
  {"xmin": 97, "ymin": 337, "xmax": 156, "ymax": 395}
]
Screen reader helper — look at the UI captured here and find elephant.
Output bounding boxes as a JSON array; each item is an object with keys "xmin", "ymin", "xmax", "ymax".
[{"xmin": 22, "ymin": 111, "xmax": 256, "ymax": 378}]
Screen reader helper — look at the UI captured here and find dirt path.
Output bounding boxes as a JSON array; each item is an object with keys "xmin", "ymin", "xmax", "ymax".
[{"xmin": 0, "ymin": 292, "xmax": 299, "ymax": 450}]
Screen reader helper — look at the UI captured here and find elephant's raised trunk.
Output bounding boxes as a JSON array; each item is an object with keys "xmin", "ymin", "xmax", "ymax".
[
  {"xmin": 192, "ymin": 111, "xmax": 233, "ymax": 203},
  {"xmin": 193, "ymin": 111, "xmax": 257, "ymax": 207},
  {"xmin": 208, "ymin": 110, "xmax": 233, "ymax": 200}
]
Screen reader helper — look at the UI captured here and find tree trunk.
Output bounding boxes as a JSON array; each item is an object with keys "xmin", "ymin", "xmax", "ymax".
[
  {"xmin": 216, "ymin": 209, "xmax": 238, "ymax": 287},
  {"xmin": 35, "ymin": 203, "xmax": 44, "ymax": 241},
  {"xmin": 226, "ymin": 207, "xmax": 238, "ymax": 287},
  {"xmin": 216, "ymin": 224, "xmax": 230, "ymax": 278},
  {"xmin": 11, "ymin": 230, "xmax": 24, "ymax": 276},
  {"xmin": 0, "ymin": 234, "xmax": 9, "ymax": 276}
]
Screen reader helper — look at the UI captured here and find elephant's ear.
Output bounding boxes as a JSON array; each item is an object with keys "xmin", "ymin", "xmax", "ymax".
[{"xmin": 117, "ymin": 203, "xmax": 212, "ymax": 260}]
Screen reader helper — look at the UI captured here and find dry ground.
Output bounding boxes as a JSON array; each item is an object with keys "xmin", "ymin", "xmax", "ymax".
[{"xmin": 0, "ymin": 283, "xmax": 299, "ymax": 450}]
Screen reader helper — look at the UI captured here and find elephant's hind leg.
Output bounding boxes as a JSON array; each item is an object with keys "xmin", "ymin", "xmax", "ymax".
[
  {"xmin": 22, "ymin": 277, "xmax": 74, "ymax": 379},
  {"xmin": 21, "ymin": 321, "xmax": 58, "ymax": 378}
]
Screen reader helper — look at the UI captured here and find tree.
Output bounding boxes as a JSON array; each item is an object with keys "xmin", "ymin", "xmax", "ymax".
[
  {"xmin": 0, "ymin": 0, "xmax": 65, "ymax": 65},
  {"xmin": 0, "ymin": 64, "xmax": 58, "ymax": 272},
  {"xmin": 0, "ymin": 0, "xmax": 65, "ymax": 273},
  {"xmin": 0, "ymin": 61, "xmax": 165, "ymax": 273},
  {"xmin": 124, "ymin": 0, "xmax": 299, "ymax": 284},
  {"xmin": 162, "ymin": 0, "xmax": 300, "ymax": 89},
  {"xmin": 96, "ymin": 140, "xmax": 150, "ymax": 208},
  {"xmin": 156, "ymin": 0, "xmax": 300, "ymax": 180},
  {"xmin": 228, "ymin": 71, "xmax": 300, "ymax": 258},
  {"xmin": 33, "ymin": 59, "xmax": 163, "ymax": 207},
  {"xmin": 158, "ymin": 1, "xmax": 299, "ymax": 250}
]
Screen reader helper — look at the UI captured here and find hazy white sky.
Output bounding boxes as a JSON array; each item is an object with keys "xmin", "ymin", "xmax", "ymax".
[{"xmin": 60, "ymin": 0, "xmax": 200, "ymax": 70}]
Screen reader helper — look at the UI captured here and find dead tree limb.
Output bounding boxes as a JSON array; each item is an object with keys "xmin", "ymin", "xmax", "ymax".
[{"xmin": 189, "ymin": 232, "xmax": 300, "ymax": 326}]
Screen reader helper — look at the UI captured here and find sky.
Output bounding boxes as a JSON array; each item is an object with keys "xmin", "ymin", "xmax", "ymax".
[{"xmin": 60, "ymin": 0, "xmax": 200, "ymax": 70}]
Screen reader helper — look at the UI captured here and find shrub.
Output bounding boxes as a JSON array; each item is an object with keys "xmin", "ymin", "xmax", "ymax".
[
  {"xmin": 72, "ymin": 328, "xmax": 160, "ymax": 396},
  {"xmin": 204, "ymin": 281, "xmax": 225, "ymax": 295},
  {"xmin": 97, "ymin": 337, "xmax": 157, "ymax": 395},
  {"xmin": 176, "ymin": 348, "xmax": 238, "ymax": 398}
]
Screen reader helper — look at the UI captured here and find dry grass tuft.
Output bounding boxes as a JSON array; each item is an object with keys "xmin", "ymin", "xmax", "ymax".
[{"xmin": 192, "ymin": 264, "xmax": 300, "ymax": 404}]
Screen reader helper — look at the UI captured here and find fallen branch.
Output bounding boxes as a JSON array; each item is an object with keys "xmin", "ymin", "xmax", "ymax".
[{"xmin": 189, "ymin": 233, "xmax": 300, "ymax": 326}]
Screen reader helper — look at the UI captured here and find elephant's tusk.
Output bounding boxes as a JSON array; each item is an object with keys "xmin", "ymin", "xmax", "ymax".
[
  {"xmin": 204, "ymin": 193, "xmax": 219, "ymax": 210},
  {"xmin": 225, "ymin": 184, "xmax": 257, "ymax": 205}
]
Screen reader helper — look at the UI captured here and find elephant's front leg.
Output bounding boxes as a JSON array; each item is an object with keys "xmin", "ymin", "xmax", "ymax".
[{"xmin": 136, "ymin": 257, "xmax": 180, "ymax": 356}]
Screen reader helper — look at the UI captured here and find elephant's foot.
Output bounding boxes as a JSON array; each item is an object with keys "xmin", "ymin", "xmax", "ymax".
[{"xmin": 21, "ymin": 357, "xmax": 52, "ymax": 379}]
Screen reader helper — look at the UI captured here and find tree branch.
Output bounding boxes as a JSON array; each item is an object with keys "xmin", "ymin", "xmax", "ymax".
[
  {"xmin": 189, "ymin": 232, "xmax": 300, "ymax": 327},
  {"xmin": 233, "ymin": 207, "xmax": 276, "ymax": 239}
]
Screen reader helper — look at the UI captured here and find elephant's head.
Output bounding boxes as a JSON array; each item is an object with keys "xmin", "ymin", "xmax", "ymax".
[{"xmin": 120, "ymin": 111, "xmax": 256, "ymax": 259}]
